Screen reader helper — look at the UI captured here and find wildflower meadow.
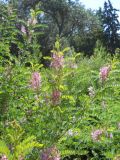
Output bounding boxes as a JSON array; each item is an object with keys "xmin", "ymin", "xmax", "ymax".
[{"xmin": 0, "ymin": 0, "xmax": 120, "ymax": 160}]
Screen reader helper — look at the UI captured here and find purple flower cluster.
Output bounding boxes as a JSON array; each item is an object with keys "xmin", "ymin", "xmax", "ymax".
[
  {"xmin": 106, "ymin": 132, "xmax": 113, "ymax": 139},
  {"xmin": 51, "ymin": 53, "xmax": 64, "ymax": 70},
  {"xmin": 30, "ymin": 72, "xmax": 41, "ymax": 90},
  {"xmin": 51, "ymin": 90, "xmax": 61, "ymax": 105},
  {"xmin": 109, "ymin": 133, "xmax": 113, "ymax": 139},
  {"xmin": 41, "ymin": 146, "xmax": 60, "ymax": 160},
  {"xmin": 0, "ymin": 155, "xmax": 8, "ymax": 160},
  {"xmin": 99, "ymin": 66, "xmax": 110, "ymax": 82},
  {"xmin": 91, "ymin": 129, "xmax": 103, "ymax": 141},
  {"xmin": 21, "ymin": 25, "xmax": 26, "ymax": 34}
]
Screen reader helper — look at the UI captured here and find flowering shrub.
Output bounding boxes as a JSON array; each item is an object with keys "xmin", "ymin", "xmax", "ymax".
[
  {"xmin": 0, "ymin": 41, "xmax": 120, "ymax": 159},
  {"xmin": 0, "ymin": 5, "xmax": 120, "ymax": 160}
]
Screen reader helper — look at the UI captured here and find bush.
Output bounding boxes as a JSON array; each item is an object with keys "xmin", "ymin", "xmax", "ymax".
[{"xmin": 0, "ymin": 5, "xmax": 120, "ymax": 160}]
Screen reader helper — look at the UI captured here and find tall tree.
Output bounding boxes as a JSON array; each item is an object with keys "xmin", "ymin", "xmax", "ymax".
[
  {"xmin": 98, "ymin": 0, "xmax": 120, "ymax": 53},
  {"xmin": 37, "ymin": 0, "xmax": 102, "ymax": 56}
]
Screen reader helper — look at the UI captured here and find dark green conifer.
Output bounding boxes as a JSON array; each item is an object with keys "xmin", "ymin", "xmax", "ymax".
[{"xmin": 99, "ymin": 0, "xmax": 120, "ymax": 53}]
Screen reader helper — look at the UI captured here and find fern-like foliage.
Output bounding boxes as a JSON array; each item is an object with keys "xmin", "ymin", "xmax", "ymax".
[
  {"xmin": 0, "ymin": 121, "xmax": 43, "ymax": 160},
  {"xmin": 61, "ymin": 149, "xmax": 88, "ymax": 159},
  {"xmin": 0, "ymin": 140, "xmax": 11, "ymax": 159},
  {"xmin": 15, "ymin": 136, "xmax": 43, "ymax": 159}
]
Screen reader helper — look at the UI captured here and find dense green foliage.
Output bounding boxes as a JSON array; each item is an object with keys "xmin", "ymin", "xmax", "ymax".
[{"xmin": 0, "ymin": 0, "xmax": 120, "ymax": 160}]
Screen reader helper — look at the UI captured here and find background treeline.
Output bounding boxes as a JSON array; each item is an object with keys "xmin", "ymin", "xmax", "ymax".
[{"xmin": 0, "ymin": 0, "xmax": 120, "ymax": 61}]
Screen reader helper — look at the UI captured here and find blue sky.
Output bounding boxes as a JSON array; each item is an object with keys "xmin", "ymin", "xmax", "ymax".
[{"xmin": 79, "ymin": 0, "xmax": 120, "ymax": 21}]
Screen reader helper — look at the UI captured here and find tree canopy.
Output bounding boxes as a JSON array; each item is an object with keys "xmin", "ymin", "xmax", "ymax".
[
  {"xmin": 0, "ymin": 0, "xmax": 120, "ymax": 58},
  {"xmin": 98, "ymin": 0, "xmax": 120, "ymax": 53}
]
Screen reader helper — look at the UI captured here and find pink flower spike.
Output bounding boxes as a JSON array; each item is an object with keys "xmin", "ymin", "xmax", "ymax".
[
  {"xmin": 91, "ymin": 129, "xmax": 103, "ymax": 141},
  {"xmin": 99, "ymin": 65, "xmax": 111, "ymax": 82},
  {"xmin": 21, "ymin": 25, "xmax": 26, "ymax": 34},
  {"xmin": 51, "ymin": 53, "xmax": 64, "ymax": 70},
  {"xmin": 51, "ymin": 89, "xmax": 61, "ymax": 105},
  {"xmin": 30, "ymin": 72, "xmax": 41, "ymax": 90},
  {"xmin": 41, "ymin": 146, "xmax": 60, "ymax": 160},
  {"xmin": 110, "ymin": 133, "xmax": 113, "ymax": 139}
]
